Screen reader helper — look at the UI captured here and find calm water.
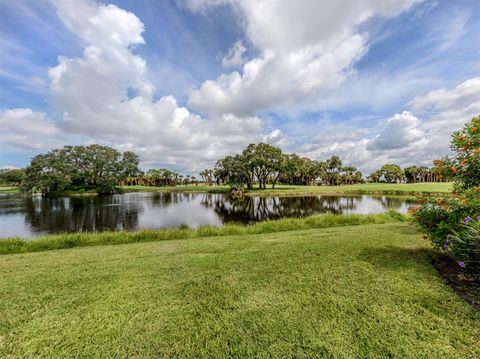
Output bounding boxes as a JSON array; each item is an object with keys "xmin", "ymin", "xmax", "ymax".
[{"xmin": 0, "ymin": 192, "xmax": 417, "ymax": 238}]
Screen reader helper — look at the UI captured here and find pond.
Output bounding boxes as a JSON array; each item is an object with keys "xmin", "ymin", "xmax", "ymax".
[{"xmin": 0, "ymin": 192, "xmax": 417, "ymax": 238}]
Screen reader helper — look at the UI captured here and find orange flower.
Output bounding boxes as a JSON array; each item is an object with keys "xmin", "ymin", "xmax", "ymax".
[
  {"xmin": 408, "ymin": 207, "xmax": 420, "ymax": 215},
  {"xmin": 451, "ymin": 166, "xmax": 458, "ymax": 173},
  {"xmin": 461, "ymin": 159, "xmax": 468, "ymax": 166}
]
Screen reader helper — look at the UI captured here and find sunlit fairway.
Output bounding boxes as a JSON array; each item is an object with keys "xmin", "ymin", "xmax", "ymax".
[
  {"xmin": 0, "ymin": 182, "xmax": 451, "ymax": 197},
  {"xmin": 122, "ymin": 184, "xmax": 231, "ymax": 193},
  {"xmin": 1, "ymin": 222, "xmax": 478, "ymax": 357},
  {"xmin": 245, "ymin": 182, "xmax": 452, "ymax": 195},
  {"xmin": 0, "ymin": 187, "xmax": 19, "ymax": 194},
  {"xmin": 123, "ymin": 182, "xmax": 452, "ymax": 196}
]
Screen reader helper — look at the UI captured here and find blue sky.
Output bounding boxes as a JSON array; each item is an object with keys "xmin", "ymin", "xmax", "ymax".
[{"xmin": 0, "ymin": 0, "xmax": 479, "ymax": 174}]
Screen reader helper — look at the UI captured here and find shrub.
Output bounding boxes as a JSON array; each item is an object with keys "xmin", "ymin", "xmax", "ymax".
[
  {"xmin": 411, "ymin": 195, "xmax": 479, "ymax": 245},
  {"xmin": 411, "ymin": 116, "xmax": 480, "ymax": 279},
  {"xmin": 411, "ymin": 197, "xmax": 480, "ymax": 279},
  {"xmin": 449, "ymin": 219, "xmax": 480, "ymax": 279},
  {"xmin": 434, "ymin": 115, "xmax": 480, "ymax": 191}
]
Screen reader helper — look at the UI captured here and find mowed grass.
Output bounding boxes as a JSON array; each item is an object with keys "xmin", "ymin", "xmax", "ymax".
[
  {"xmin": 246, "ymin": 182, "xmax": 452, "ymax": 196},
  {"xmin": 1, "ymin": 223, "xmax": 479, "ymax": 357},
  {"xmin": 0, "ymin": 187, "xmax": 19, "ymax": 194},
  {"xmin": 122, "ymin": 182, "xmax": 452, "ymax": 196},
  {"xmin": 122, "ymin": 184, "xmax": 230, "ymax": 193},
  {"xmin": 0, "ymin": 183, "xmax": 452, "ymax": 196}
]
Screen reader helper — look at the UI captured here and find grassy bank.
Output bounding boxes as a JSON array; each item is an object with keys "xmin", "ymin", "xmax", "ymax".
[
  {"xmin": 121, "ymin": 184, "xmax": 230, "ymax": 193},
  {"xmin": 0, "ymin": 183, "xmax": 452, "ymax": 197},
  {"xmin": 122, "ymin": 182, "xmax": 452, "ymax": 196},
  {"xmin": 246, "ymin": 182, "xmax": 452, "ymax": 196},
  {"xmin": 1, "ymin": 223, "xmax": 479, "ymax": 357},
  {"xmin": 0, "ymin": 212, "xmax": 405, "ymax": 254},
  {"xmin": 0, "ymin": 186, "xmax": 19, "ymax": 194}
]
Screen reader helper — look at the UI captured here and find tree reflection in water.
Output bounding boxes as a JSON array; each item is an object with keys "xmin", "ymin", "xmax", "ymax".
[
  {"xmin": 23, "ymin": 194, "xmax": 141, "ymax": 234},
  {"xmin": 0, "ymin": 192, "xmax": 416, "ymax": 238},
  {"xmin": 207, "ymin": 195, "xmax": 366, "ymax": 223},
  {"xmin": 372, "ymin": 195, "xmax": 417, "ymax": 209}
]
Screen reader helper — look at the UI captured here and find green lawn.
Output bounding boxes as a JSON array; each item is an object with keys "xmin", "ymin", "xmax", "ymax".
[
  {"xmin": 0, "ymin": 183, "xmax": 452, "ymax": 196},
  {"xmin": 248, "ymin": 182, "xmax": 452, "ymax": 195},
  {"xmin": 0, "ymin": 186, "xmax": 19, "ymax": 194},
  {"xmin": 122, "ymin": 182, "xmax": 452, "ymax": 196},
  {"xmin": 121, "ymin": 184, "xmax": 230, "ymax": 193},
  {"xmin": 1, "ymin": 223, "xmax": 478, "ymax": 357}
]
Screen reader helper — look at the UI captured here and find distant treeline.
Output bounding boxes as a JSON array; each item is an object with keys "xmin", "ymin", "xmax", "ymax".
[
  {"xmin": 0, "ymin": 168, "xmax": 25, "ymax": 186},
  {"xmin": 204, "ymin": 143, "xmax": 363, "ymax": 188},
  {"xmin": 121, "ymin": 169, "xmax": 197, "ymax": 187},
  {"xmin": 368, "ymin": 164, "xmax": 447, "ymax": 184},
  {"xmin": 2, "ymin": 142, "xmax": 447, "ymax": 195},
  {"xmin": 198, "ymin": 143, "xmax": 446, "ymax": 189},
  {"xmin": 5, "ymin": 145, "xmax": 201, "ymax": 196}
]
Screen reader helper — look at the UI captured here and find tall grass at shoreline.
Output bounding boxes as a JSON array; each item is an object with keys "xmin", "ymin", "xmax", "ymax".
[{"xmin": 0, "ymin": 211, "xmax": 406, "ymax": 254}]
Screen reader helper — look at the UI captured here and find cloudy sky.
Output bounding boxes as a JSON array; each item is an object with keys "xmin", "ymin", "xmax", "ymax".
[{"xmin": 1, "ymin": 0, "xmax": 479, "ymax": 175}]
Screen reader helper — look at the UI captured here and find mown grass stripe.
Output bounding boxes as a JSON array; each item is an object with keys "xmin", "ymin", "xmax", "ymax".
[{"xmin": 1, "ymin": 223, "xmax": 478, "ymax": 357}]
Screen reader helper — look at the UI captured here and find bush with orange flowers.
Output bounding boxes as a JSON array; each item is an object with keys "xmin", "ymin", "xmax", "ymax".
[
  {"xmin": 412, "ymin": 116, "xmax": 480, "ymax": 279},
  {"xmin": 434, "ymin": 116, "xmax": 480, "ymax": 191}
]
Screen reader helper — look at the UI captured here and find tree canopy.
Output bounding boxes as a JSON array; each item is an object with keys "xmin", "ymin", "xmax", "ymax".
[
  {"xmin": 22, "ymin": 145, "xmax": 141, "ymax": 195},
  {"xmin": 0, "ymin": 168, "xmax": 25, "ymax": 186},
  {"xmin": 211, "ymin": 143, "xmax": 363, "ymax": 188}
]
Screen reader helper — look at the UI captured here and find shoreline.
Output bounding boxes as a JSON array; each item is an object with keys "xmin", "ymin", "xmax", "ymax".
[
  {"xmin": 0, "ymin": 183, "xmax": 453, "ymax": 197},
  {"xmin": 0, "ymin": 211, "xmax": 406, "ymax": 254},
  {"xmin": 120, "ymin": 182, "xmax": 452, "ymax": 197}
]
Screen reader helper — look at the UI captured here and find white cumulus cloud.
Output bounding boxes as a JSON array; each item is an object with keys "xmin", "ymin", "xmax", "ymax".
[
  {"xmin": 2, "ymin": 0, "xmax": 477, "ymax": 178},
  {"xmin": 0, "ymin": 0, "xmax": 267, "ymax": 172},
  {"xmin": 0, "ymin": 108, "xmax": 62, "ymax": 150},
  {"xmin": 186, "ymin": 0, "xmax": 421, "ymax": 116},
  {"xmin": 368, "ymin": 111, "xmax": 427, "ymax": 151},
  {"xmin": 299, "ymin": 77, "xmax": 480, "ymax": 174},
  {"xmin": 222, "ymin": 40, "xmax": 247, "ymax": 68},
  {"xmin": 410, "ymin": 77, "xmax": 480, "ymax": 113}
]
